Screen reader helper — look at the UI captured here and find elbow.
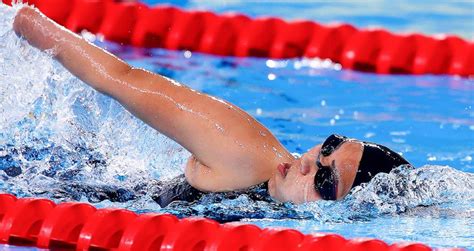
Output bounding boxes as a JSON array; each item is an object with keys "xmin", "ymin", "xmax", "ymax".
[
  {"xmin": 97, "ymin": 64, "xmax": 134, "ymax": 96},
  {"xmin": 184, "ymin": 168, "xmax": 200, "ymax": 191},
  {"xmin": 116, "ymin": 64, "xmax": 134, "ymax": 79},
  {"xmin": 184, "ymin": 156, "xmax": 218, "ymax": 193},
  {"xmin": 113, "ymin": 64, "xmax": 140, "ymax": 86},
  {"xmin": 184, "ymin": 159, "xmax": 207, "ymax": 192}
]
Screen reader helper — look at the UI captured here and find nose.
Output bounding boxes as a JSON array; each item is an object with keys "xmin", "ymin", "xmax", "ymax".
[
  {"xmin": 299, "ymin": 156, "xmax": 314, "ymax": 175},
  {"xmin": 300, "ymin": 163, "xmax": 310, "ymax": 175}
]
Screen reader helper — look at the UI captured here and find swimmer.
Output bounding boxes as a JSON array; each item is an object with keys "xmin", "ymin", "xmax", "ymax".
[{"xmin": 11, "ymin": 6, "xmax": 411, "ymax": 205}]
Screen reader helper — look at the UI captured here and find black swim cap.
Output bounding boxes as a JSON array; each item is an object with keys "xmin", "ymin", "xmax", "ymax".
[
  {"xmin": 351, "ymin": 141, "xmax": 411, "ymax": 188},
  {"xmin": 315, "ymin": 134, "xmax": 411, "ymax": 199}
]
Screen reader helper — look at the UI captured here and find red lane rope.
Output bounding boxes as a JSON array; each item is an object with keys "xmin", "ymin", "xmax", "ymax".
[
  {"xmin": 3, "ymin": 0, "xmax": 473, "ymax": 77},
  {"xmin": 0, "ymin": 194, "xmax": 465, "ymax": 250}
]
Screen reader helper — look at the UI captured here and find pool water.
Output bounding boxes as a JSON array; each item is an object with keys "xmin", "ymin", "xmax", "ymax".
[{"xmin": 1, "ymin": 1, "xmax": 473, "ymax": 250}]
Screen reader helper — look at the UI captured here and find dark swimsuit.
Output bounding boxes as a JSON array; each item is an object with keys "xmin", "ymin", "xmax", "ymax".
[
  {"xmin": 150, "ymin": 174, "xmax": 270, "ymax": 207},
  {"xmin": 56, "ymin": 174, "xmax": 270, "ymax": 207},
  {"xmin": 150, "ymin": 174, "xmax": 204, "ymax": 207}
]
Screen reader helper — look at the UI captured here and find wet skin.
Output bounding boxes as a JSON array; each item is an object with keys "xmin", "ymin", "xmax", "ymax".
[
  {"xmin": 12, "ymin": 6, "xmax": 363, "ymax": 203},
  {"xmin": 267, "ymin": 141, "xmax": 363, "ymax": 203}
]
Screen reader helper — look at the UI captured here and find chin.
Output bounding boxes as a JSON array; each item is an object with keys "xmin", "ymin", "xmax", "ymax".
[
  {"xmin": 267, "ymin": 177, "xmax": 286, "ymax": 202},
  {"xmin": 267, "ymin": 177, "xmax": 276, "ymax": 197}
]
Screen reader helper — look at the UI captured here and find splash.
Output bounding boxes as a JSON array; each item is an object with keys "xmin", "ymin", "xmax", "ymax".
[
  {"xmin": 0, "ymin": 3, "xmax": 188, "ymax": 201},
  {"xmin": 0, "ymin": 4, "xmax": 48, "ymax": 131},
  {"xmin": 311, "ymin": 165, "xmax": 474, "ymax": 222}
]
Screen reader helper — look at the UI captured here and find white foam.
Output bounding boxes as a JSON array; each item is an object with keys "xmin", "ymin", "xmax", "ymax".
[{"xmin": 0, "ymin": 3, "xmax": 189, "ymax": 197}]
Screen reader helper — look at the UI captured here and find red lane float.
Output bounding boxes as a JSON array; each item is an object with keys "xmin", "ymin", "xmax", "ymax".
[
  {"xmin": 0, "ymin": 194, "xmax": 466, "ymax": 251},
  {"xmin": 198, "ymin": 13, "xmax": 251, "ymax": 56},
  {"xmin": 3, "ymin": 0, "xmax": 473, "ymax": 77},
  {"xmin": 36, "ymin": 202, "xmax": 96, "ymax": 248},
  {"xmin": 304, "ymin": 23, "xmax": 357, "ymax": 63},
  {"xmin": 0, "ymin": 198, "xmax": 55, "ymax": 245}
]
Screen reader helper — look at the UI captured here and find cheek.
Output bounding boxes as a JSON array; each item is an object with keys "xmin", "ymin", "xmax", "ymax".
[
  {"xmin": 284, "ymin": 168, "xmax": 306, "ymax": 190},
  {"xmin": 269, "ymin": 173, "xmax": 287, "ymax": 200},
  {"xmin": 267, "ymin": 176, "xmax": 274, "ymax": 193},
  {"xmin": 337, "ymin": 161, "xmax": 353, "ymax": 178},
  {"xmin": 336, "ymin": 159, "xmax": 359, "ymax": 196},
  {"xmin": 283, "ymin": 170, "xmax": 316, "ymax": 202}
]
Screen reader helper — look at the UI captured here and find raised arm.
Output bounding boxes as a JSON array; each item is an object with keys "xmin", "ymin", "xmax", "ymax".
[{"xmin": 13, "ymin": 6, "xmax": 294, "ymax": 191}]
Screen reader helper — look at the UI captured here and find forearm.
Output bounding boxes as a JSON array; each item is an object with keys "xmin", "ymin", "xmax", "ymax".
[{"xmin": 11, "ymin": 7, "xmax": 199, "ymax": 162}]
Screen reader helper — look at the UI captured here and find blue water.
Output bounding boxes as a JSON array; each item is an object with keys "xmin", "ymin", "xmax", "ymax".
[{"xmin": 1, "ymin": 1, "xmax": 473, "ymax": 250}]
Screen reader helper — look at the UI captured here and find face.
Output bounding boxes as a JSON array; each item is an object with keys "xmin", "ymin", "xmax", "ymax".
[{"xmin": 268, "ymin": 137, "xmax": 364, "ymax": 203}]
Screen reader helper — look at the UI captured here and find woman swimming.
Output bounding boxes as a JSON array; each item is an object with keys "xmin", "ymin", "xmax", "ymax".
[{"xmin": 11, "ymin": 6, "xmax": 411, "ymax": 205}]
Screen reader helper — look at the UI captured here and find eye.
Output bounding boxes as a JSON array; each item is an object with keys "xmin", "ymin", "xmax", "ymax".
[{"xmin": 314, "ymin": 160, "xmax": 337, "ymax": 200}]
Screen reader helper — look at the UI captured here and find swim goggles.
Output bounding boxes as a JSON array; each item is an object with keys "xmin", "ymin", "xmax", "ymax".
[
  {"xmin": 314, "ymin": 134, "xmax": 347, "ymax": 200},
  {"xmin": 314, "ymin": 134, "xmax": 411, "ymax": 200}
]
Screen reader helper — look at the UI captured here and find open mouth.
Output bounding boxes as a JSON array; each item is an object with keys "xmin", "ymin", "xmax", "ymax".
[{"xmin": 277, "ymin": 163, "xmax": 291, "ymax": 178}]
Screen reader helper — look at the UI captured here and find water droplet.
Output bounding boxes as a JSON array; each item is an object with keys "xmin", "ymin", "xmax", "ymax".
[
  {"xmin": 184, "ymin": 50, "xmax": 192, "ymax": 58},
  {"xmin": 364, "ymin": 132, "xmax": 375, "ymax": 138},
  {"xmin": 266, "ymin": 60, "xmax": 277, "ymax": 68},
  {"xmin": 353, "ymin": 111, "xmax": 359, "ymax": 119},
  {"xmin": 462, "ymin": 156, "xmax": 472, "ymax": 162}
]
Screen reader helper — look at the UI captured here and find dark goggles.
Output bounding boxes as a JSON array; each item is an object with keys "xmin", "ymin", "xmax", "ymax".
[
  {"xmin": 314, "ymin": 134, "xmax": 348, "ymax": 200},
  {"xmin": 314, "ymin": 134, "xmax": 411, "ymax": 200}
]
